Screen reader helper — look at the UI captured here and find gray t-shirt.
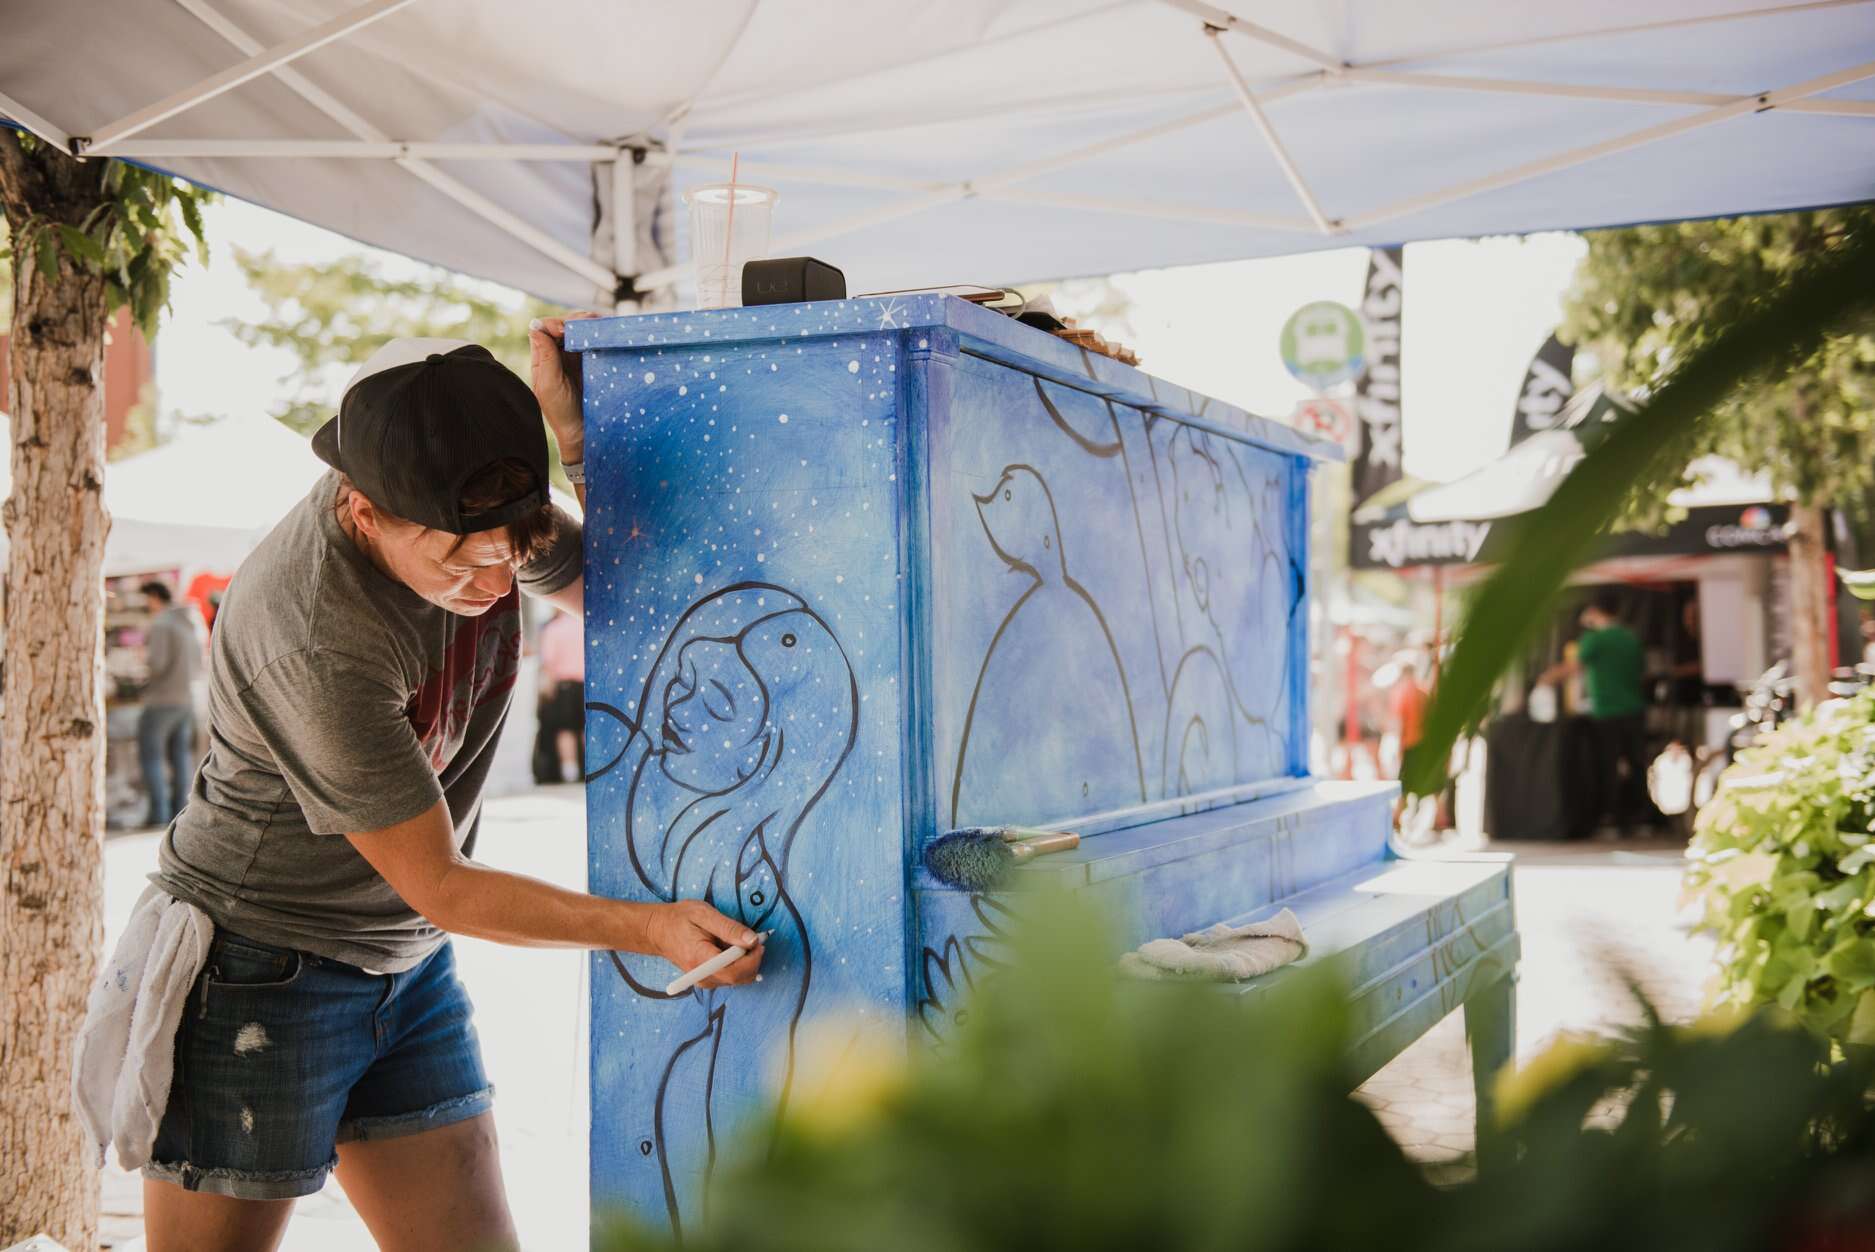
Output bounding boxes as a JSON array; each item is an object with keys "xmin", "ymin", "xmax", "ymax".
[
  {"xmin": 142, "ymin": 604, "xmax": 202, "ymax": 708},
  {"xmin": 155, "ymin": 470, "xmax": 581, "ymax": 972}
]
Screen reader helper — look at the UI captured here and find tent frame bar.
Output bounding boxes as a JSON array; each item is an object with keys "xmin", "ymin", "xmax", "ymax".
[
  {"xmin": 0, "ymin": 89, "xmax": 71, "ymax": 149},
  {"xmin": 1156, "ymin": 0, "xmax": 1344, "ymax": 71},
  {"xmin": 1342, "ymin": 67, "xmax": 1875, "ymax": 116},
  {"xmin": 81, "ymin": 0, "xmax": 418, "ymax": 155},
  {"xmin": 103, "ymin": 139, "xmax": 623, "ymax": 161},
  {"xmin": 1361, "ymin": 0, "xmax": 1871, "ymax": 71},
  {"xmin": 163, "ymin": 0, "xmax": 618, "ymax": 295},
  {"xmin": 1344, "ymin": 55, "xmax": 1875, "ymax": 232},
  {"xmin": 1205, "ymin": 26, "xmax": 1337, "ymax": 234}
]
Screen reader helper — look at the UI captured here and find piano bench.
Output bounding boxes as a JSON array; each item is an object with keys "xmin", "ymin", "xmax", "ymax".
[{"xmin": 1227, "ymin": 853, "xmax": 1520, "ymax": 1144}]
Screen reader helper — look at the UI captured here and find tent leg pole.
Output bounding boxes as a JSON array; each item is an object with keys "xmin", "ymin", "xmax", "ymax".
[{"xmin": 611, "ymin": 154, "xmax": 639, "ymax": 313}]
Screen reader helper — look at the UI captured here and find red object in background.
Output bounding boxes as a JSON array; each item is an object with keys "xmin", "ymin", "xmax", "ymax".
[
  {"xmin": 185, "ymin": 570, "xmax": 233, "ymax": 631},
  {"xmin": 0, "ymin": 307, "xmax": 153, "ymax": 453},
  {"xmin": 1389, "ymin": 675, "xmax": 1428, "ymax": 751},
  {"xmin": 1826, "ymin": 550, "xmax": 1842, "ymax": 675},
  {"xmin": 1343, "ymin": 628, "xmax": 1361, "ymax": 771}
]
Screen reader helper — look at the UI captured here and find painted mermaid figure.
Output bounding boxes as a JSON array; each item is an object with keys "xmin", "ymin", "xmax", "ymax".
[{"xmin": 586, "ymin": 583, "xmax": 858, "ymax": 1237}]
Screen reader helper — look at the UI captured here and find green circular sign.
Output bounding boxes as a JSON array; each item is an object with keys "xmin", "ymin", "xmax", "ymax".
[{"xmin": 1280, "ymin": 301, "xmax": 1366, "ymax": 391}]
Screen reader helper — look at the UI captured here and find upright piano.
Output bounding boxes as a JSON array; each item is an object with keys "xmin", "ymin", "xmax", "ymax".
[{"xmin": 568, "ymin": 295, "xmax": 1516, "ymax": 1237}]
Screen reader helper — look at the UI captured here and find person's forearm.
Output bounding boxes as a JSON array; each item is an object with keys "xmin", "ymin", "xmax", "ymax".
[{"xmin": 426, "ymin": 856, "xmax": 652, "ymax": 951}]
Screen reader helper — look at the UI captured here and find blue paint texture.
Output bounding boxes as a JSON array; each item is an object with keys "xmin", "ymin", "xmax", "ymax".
[{"xmin": 573, "ymin": 297, "xmax": 1340, "ymax": 1233}]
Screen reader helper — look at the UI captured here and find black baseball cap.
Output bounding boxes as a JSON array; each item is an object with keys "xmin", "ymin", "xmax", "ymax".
[{"xmin": 312, "ymin": 338, "xmax": 549, "ymax": 535}]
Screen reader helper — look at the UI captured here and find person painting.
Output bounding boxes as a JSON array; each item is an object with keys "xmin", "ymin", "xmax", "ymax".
[
  {"xmin": 1539, "ymin": 595, "xmax": 1652, "ymax": 836},
  {"xmin": 84, "ymin": 323, "xmax": 764, "ymax": 1252}
]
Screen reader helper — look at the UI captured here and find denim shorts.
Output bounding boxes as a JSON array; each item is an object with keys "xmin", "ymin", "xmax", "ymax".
[{"xmin": 146, "ymin": 930, "xmax": 494, "ymax": 1200}]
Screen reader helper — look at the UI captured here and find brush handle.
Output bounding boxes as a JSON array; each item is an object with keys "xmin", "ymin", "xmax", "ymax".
[{"xmin": 1006, "ymin": 831, "xmax": 1081, "ymax": 862}]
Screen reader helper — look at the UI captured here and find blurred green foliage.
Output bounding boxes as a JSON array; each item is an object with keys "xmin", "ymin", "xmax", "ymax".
[
  {"xmin": 225, "ymin": 246, "xmax": 560, "ymax": 436},
  {"xmin": 0, "ymin": 133, "xmax": 211, "ymax": 338},
  {"xmin": 1405, "ymin": 217, "xmax": 1875, "ymax": 796},
  {"xmin": 225, "ymin": 247, "xmax": 583, "ymax": 488},
  {"xmin": 1562, "ymin": 208, "xmax": 1875, "ymax": 528},
  {"xmin": 1685, "ymin": 689, "xmax": 1875, "ymax": 1041},
  {"xmin": 595, "ymin": 891, "xmax": 1875, "ymax": 1252}
]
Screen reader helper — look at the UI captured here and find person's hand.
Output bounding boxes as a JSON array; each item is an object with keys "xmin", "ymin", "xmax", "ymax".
[
  {"xmin": 528, "ymin": 313, "xmax": 601, "ymax": 465},
  {"xmin": 644, "ymin": 899, "xmax": 765, "ymax": 989}
]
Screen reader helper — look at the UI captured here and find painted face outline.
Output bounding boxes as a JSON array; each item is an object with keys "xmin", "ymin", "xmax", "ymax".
[{"xmin": 655, "ymin": 608, "xmax": 815, "ymax": 795}]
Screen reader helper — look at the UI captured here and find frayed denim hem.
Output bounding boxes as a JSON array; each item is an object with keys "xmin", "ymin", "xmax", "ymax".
[
  {"xmin": 336, "ymin": 1084, "xmax": 495, "ymax": 1144},
  {"xmin": 143, "ymin": 1156, "xmax": 335, "ymax": 1200}
]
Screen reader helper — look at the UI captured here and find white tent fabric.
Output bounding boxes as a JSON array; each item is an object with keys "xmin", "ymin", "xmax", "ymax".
[
  {"xmin": 4, "ymin": 1, "xmax": 1871, "ymax": 309},
  {"xmin": 97, "ymin": 414, "xmax": 580, "ymax": 576},
  {"xmin": 99, "ymin": 412, "xmax": 319, "ymax": 575},
  {"xmin": 0, "ymin": 410, "xmax": 581, "ymax": 577}
]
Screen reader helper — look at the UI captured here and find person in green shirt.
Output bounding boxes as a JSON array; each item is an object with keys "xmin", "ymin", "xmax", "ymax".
[{"xmin": 1540, "ymin": 596, "xmax": 1654, "ymax": 835}]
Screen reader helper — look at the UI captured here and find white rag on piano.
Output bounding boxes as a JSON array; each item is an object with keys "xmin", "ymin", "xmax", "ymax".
[{"xmin": 1119, "ymin": 907, "xmax": 1307, "ymax": 981}]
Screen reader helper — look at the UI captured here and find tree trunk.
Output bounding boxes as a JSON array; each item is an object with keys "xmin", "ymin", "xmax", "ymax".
[
  {"xmin": 0, "ymin": 135, "xmax": 111, "ymax": 1252},
  {"xmin": 1788, "ymin": 501, "xmax": 1832, "ymax": 711}
]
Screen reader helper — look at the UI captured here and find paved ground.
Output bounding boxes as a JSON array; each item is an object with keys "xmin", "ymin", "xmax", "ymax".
[
  {"xmin": 97, "ymin": 795, "xmax": 1710, "ymax": 1250},
  {"xmin": 1356, "ymin": 833, "xmax": 1712, "ymax": 1165}
]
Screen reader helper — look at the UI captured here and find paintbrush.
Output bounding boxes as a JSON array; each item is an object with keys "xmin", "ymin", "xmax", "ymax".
[{"xmin": 922, "ymin": 826, "xmax": 1081, "ymax": 891}]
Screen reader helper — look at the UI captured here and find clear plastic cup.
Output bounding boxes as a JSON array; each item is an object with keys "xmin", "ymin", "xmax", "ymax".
[{"xmin": 683, "ymin": 183, "xmax": 778, "ymax": 309}]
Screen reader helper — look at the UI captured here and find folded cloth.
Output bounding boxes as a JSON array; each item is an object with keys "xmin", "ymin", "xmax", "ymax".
[
  {"xmin": 1119, "ymin": 907, "xmax": 1307, "ymax": 981},
  {"xmin": 71, "ymin": 883, "xmax": 215, "ymax": 1170}
]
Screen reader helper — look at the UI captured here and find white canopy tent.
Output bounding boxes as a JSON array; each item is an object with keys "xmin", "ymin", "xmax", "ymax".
[
  {"xmin": 3, "ymin": 1, "xmax": 1871, "ymax": 309},
  {"xmin": 0, "ymin": 411, "xmax": 321, "ymax": 576}
]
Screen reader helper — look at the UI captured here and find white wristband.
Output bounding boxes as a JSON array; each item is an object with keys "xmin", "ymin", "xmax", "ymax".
[{"xmin": 562, "ymin": 458, "xmax": 585, "ymax": 486}]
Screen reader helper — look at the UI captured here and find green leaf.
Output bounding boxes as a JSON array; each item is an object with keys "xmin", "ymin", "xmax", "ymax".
[
  {"xmin": 33, "ymin": 226, "xmax": 58, "ymax": 282},
  {"xmin": 1404, "ymin": 224, "xmax": 1875, "ymax": 795},
  {"xmin": 1848, "ymin": 990, "xmax": 1875, "ymax": 1044},
  {"xmin": 1824, "ymin": 937, "xmax": 1875, "ymax": 990},
  {"xmin": 56, "ymin": 224, "xmax": 105, "ymax": 267},
  {"xmin": 178, "ymin": 193, "xmax": 208, "ymax": 263}
]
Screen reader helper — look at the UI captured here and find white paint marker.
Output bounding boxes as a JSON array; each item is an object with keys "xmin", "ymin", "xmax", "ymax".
[{"xmin": 664, "ymin": 929, "xmax": 773, "ymax": 996}]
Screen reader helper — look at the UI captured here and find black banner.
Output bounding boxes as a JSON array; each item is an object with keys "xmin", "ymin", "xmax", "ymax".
[
  {"xmin": 1351, "ymin": 504, "xmax": 1792, "ymax": 571},
  {"xmin": 1508, "ymin": 333, "xmax": 1575, "ymax": 446},
  {"xmin": 1350, "ymin": 245, "xmax": 1404, "ymax": 504}
]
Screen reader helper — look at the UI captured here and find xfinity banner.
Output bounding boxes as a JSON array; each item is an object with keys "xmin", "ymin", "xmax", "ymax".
[
  {"xmin": 1508, "ymin": 333, "xmax": 1575, "ymax": 446},
  {"xmin": 1350, "ymin": 245, "xmax": 1404, "ymax": 504},
  {"xmin": 1352, "ymin": 504, "xmax": 1793, "ymax": 570}
]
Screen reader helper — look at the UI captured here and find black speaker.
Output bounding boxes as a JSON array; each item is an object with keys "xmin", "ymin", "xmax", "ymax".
[{"xmin": 742, "ymin": 257, "xmax": 847, "ymax": 306}]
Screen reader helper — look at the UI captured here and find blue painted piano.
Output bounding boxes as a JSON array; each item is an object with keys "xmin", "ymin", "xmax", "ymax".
[{"xmin": 568, "ymin": 296, "xmax": 1517, "ymax": 1236}]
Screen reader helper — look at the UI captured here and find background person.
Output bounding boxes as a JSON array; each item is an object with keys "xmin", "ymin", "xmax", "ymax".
[
  {"xmin": 532, "ymin": 606, "xmax": 585, "ymax": 784},
  {"xmin": 1540, "ymin": 595, "xmax": 1654, "ymax": 836},
  {"xmin": 137, "ymin": 580, "xmax": 203, "ymax": 827}
]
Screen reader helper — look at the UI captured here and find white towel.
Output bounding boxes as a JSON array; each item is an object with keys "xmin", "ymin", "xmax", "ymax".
[
  {"xmin": 70, "ymin": 884, "xmax": 215, "ymax": 1170},
  {"xmin": 1119, "ymin": 907, "xmax": 1307, "ymax": 981}
]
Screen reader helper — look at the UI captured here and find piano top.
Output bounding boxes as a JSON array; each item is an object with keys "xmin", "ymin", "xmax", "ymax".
[{"xmin": 565, "ymin": 293, "xmax": 1344, "ymax": 466}]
